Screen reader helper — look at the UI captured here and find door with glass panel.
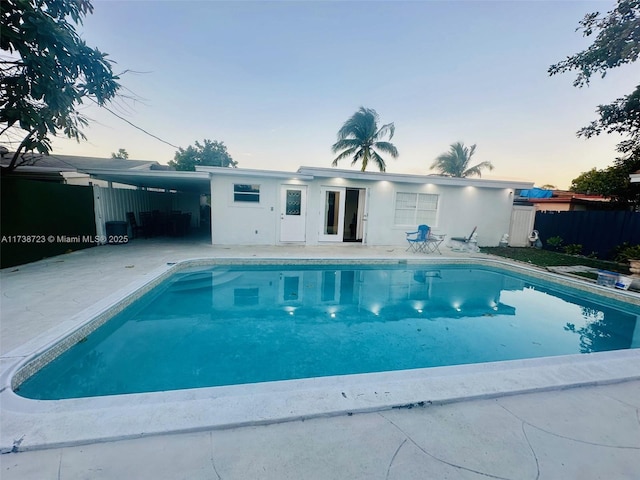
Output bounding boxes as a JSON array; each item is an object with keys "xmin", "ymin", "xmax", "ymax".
[
  {"xmin": 280, "ymin": 185, "xmax": 307, "ymax": 242},
  {"xmin": 318, "ymin": 186, "xmax": 346, "ymax": 242}
]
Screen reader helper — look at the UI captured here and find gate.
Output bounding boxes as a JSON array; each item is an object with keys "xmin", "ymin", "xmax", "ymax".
[{"xmin": 509, "ymin": 205, "xmax": 536, "ymax": 247}]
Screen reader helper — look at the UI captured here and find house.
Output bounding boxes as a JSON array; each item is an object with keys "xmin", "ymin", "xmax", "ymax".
[
  {"xmin": 2, "ymin": 156, "xmax": 535, "ymax": 263},
  {"xmin": 518, "ymin": 188, "xmax": 612, "ymax": 212},
  {"xmin": 199, "ymin": 166, "xmax": 534, "ymax": 247},
  {"xmin": 0, "ymin": 152, "xmax": 166, "ymax": 188}
]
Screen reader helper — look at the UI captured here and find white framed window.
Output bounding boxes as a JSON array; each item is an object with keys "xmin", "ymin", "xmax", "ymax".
[
  {"xmin": 394, "ymin": 192, "xmax": 438, "ymax": 226},
  {"xmin": 233, "ymin": 184, "xmax": 260, "ymax": 203}
]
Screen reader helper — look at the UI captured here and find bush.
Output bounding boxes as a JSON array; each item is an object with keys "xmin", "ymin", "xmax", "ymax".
[
  {"xmin": 615, "ymin": 243, "xmax": 640, "ymax": 262},
  {"xmin": 564, "ymin": 244, "xmax": 583, "ymax": 255},
  {"xmin": 546, "ymin": 236, "xmax": 563, "ymax": 251}
]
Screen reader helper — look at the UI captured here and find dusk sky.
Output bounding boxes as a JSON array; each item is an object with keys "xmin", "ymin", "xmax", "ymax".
[{"xmin": 51, "ymin": 0, "xmax": 640, "ymax": 189}]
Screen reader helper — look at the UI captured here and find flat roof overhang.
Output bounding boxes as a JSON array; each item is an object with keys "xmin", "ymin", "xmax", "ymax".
[
  {"xmin": 197, "ymin": 165, "xmax": 534, "ymax": 190},
  {"xmin": 80, "ymin": 169, "xmax": 211, "ymax": 194},
  {"xmin": 297, "ymin": 166, "xmax": 534, "ymax": 189}
]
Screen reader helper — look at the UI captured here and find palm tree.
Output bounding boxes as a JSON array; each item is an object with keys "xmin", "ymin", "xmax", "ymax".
[
  {"xmin": 430, "ymin": 142, "xmax": 494, "ymax": 177},
  {"xmin": 331, "ymin": 107, "xmax": 399, "ymax": 172}
]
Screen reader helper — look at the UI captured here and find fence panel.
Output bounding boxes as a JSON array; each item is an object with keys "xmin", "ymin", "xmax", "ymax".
[
  {"xmin": 1, "ymin": 178, "xmax": 96, "ymax": 268},
  {"xmin": 534, "ymin": 210, "xmax": 640, "ymax": 259}
]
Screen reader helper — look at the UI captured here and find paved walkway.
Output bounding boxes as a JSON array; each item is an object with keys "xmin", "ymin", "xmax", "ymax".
[
  {"xmin": 1, "ymin": 239, "xmax": 639, "ymax": 479},
  {"xmin": 1, "ymin": 380, "xmax": 639, "ymax": 480}
]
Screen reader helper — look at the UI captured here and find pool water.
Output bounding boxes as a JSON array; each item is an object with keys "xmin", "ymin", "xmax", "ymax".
[{"xmin": 17, "ymin": 264, "xmax": 640, "ymax": 400}]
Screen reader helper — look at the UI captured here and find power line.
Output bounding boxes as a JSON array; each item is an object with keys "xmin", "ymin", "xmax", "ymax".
[{"xmin": 89, "ymin": 97, "xmax": 181, "ymax": 150}]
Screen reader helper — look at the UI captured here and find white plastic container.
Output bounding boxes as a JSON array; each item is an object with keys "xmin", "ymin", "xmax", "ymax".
[
  {"xmin": 615, "ymin": 276, "xmax": 633, "ymax": 290},
  {"xmin": 596, "ymin": 271, "xmax": 618, "ymax": 288}
]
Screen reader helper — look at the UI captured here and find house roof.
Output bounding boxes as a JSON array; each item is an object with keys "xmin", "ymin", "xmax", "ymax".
[
  {"xmin": 525, "ymin": 190, "xmax": 610, "ymax": 204},
  {"xmin": 1, "ymin": 153, "xmax": 160, "ymax": 171},
  {"xmin": 196, "ymin": 166, "xmax": 314, "ymax": 180},
  {"xmin": 300, "ymin": 166, "xmax": 533, "ymax": 188},
  {"xmin": 79, "ymin": 168, "xmax": 211, "ymax": 193},
  {"xmin": 23, "ymin": 161, "xmax": 532, "ymax": 195},
  {"xmin": 198, "ymin": 165, "xmax": 534, "ymax": 189}
]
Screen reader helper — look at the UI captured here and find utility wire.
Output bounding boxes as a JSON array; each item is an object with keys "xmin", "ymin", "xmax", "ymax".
[{"xmin": 89, "ymin": 97, "xmax": 181, "ymax": 150}]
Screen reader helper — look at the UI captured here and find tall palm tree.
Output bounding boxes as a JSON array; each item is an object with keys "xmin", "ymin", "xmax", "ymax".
[
  {"xmin": 331, "ymin": 107, "xmax": 399, "ymax": 172},
  {"xmin": 430, "ymin": 142, "xmax": 494, "ymax": 177}
]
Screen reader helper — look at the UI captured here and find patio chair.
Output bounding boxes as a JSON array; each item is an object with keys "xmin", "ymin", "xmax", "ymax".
[
  {"xmin": 406, "ymin": 225, "xmax": 429, "ymax": 253},
  {"xmin": 139, "ymin": 211, "xmax": 154, "ymax": 237},
  {"xmin": 424, "ymin": 231, "xmax": 446, "ymax": 254},
  {"xmin": 126, "ymin": 212, "xmax": 146, "ymax": 239},
  {"xmin": 449, "ymin": 226, "xmax": 479, "ymax": 252}
]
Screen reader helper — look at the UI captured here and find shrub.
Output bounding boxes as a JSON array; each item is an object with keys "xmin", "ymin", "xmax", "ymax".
[
  {"xmin": 615, "ymin": 243, "xmax": 640, "ymax": 262},
  {"xmin": 564, "ymin": 244, "xmax": 583, "ymax": 255},
  {"xmin": 546, "ymin": 236, "xmax": 563, "ymax": 251}
]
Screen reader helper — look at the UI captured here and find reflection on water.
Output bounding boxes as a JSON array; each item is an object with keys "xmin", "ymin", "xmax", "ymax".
[{"xmin": 17, "ymin": 265, "xmax": 640, "ymax": 400}]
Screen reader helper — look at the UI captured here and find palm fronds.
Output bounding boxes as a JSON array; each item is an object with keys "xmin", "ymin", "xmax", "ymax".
[
  {"xmin": 430, "ymin": 142, "xmax": 493, "ymax": 177},
  {"xmin": 331, "ymin": 107, "xmax": 398, "ymax": 172}
]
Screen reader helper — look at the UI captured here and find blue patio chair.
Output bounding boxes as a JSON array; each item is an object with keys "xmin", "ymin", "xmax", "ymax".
[{"xmin": 406, "ymin": 225, "xmax": 429, "ymax": 253}]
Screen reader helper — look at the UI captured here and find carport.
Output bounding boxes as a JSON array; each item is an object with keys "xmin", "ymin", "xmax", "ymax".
[{"xmin": 80, "ymin": 168, "xmax": 213, "ymax": 242}]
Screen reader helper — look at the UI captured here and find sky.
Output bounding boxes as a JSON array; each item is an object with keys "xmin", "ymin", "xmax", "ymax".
[{"xmin": 48, "ymin": 0, "xmax": 640, "ymax": 189}]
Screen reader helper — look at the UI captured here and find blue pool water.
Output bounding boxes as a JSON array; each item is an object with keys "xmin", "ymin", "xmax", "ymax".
[{"xmin": 17, "ymin": 264, "xmax": 640, "ymax": 400}]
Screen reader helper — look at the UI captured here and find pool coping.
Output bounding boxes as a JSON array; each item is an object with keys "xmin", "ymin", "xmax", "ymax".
[{"xmin": 1, "ymin": 256, "xmax": 639, "ymax": 452}]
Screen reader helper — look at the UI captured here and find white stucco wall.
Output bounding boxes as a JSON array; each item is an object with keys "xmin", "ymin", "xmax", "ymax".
[
  {"xmin": 210, "ymin": 174, "xmax": 281, "ymax": 245},
  {"xmin": 205, "ymin": 167, "xmax": 531, "ymax": 247},
  {"xmin": 362, "ymin": 181, "xmax": 514, "ymax": 247}
]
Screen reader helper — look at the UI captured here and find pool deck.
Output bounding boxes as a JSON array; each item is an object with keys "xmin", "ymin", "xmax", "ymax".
[{"xmin": 1, "ymin": 239, "xmax": 639, "ymax": 478}]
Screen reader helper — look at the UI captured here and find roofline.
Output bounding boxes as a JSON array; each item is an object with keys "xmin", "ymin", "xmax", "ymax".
[
  {"xmin": 529, "ymin": 197, "xmax": 611, "ymax": 204},
  {"xmin": 196, "ymin": 165, "xmax": 533, "ymax": 189},
  {"xmin": 196, "ymin": 166, "xmax": 314, "ymax": 180},
  {"xmin": 296, "ymin": 166, "xmax": 534, "ymax": 189},
  {"xmin": 80, "ymin": 168, "xmax": 209, "ymax": 180}
]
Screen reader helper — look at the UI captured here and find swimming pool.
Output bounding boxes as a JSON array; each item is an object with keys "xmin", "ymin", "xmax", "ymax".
[{"xmin": 16, "ymin": 263, "xmax": 640, "ymax": 400}]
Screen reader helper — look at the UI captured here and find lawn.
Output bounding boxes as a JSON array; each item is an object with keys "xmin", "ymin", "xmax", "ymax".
[{"xmin": 480, "ymin": 247, "xmax": 631, "ymax": 275}]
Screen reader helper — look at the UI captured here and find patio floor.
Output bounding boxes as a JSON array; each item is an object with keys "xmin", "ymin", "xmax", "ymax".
[{"xmin": 1, "ymin": 239, "xmax": 639, "ymax": 479}]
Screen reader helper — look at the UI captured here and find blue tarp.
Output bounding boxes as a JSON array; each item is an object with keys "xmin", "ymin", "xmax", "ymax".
[{"xmin": 519, "ymin": 188, "xmax": 553, "ymax": 198}]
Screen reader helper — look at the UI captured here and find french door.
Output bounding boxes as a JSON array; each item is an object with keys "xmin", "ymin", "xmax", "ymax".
[{"xmin": 318, "ymin": 186, "xmax": 345, "ymax": 242}]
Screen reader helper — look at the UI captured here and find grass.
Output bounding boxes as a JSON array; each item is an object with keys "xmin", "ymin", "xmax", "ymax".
[{"xmin": 480, "ymin": 247, "xmax": 631, "ymax": 275}]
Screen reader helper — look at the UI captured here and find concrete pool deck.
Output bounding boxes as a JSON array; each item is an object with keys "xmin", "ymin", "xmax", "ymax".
[{"xmin": 1, "ymin": 239, "xmax": 639, "ymax": 478}]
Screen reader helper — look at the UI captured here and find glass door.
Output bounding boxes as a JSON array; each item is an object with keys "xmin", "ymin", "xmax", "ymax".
[{"xmin": 318, "ymin": 186, "xmax": 345, "ymax": 242}]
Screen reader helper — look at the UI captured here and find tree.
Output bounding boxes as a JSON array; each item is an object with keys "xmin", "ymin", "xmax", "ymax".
[
  {"xmin": 111, "ymin": 148, "xmax": 129, "ymax": 159},
  {"xmin": 570, "ymin": 156, "xmax": 640, "ymax": 204},
  {"xmin": 570, "ymin": 168, "xmax": 616, "ymax": 195},
  {"xmin": 168, "ymin": 139, "xmax": 236, "ymax": 171},
  {"xmin": 430, "ymin": 142, "xmax": 494, "ymax": 178},
  {"xmin": 1, "ymin": 0, "xmax": 121, "ymax": 173},
  {"xmin": 331, "ymin": 107, "xmax": 398, "ymax": 172},
  {"xmin": 549, "ymin": 0, "xmax": 640, "ymax": 206},
  {"xmin": 548, "ymin": 0, "xmax": 640, "ymax": 88}
]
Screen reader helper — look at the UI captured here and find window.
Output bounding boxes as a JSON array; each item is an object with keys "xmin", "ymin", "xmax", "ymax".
[
  {"xmin": 394, "ymin": 192, "xmax": 438, "ymax": 226},
  {"xmin": 234, "ymin": 184, "xmax": 260, "ymax": 203},
  {"xmin": 234, "ymin": 287, "xmax": 259, "ymax": 306},
  {"xmin": 285, "ymin": 189, "xmax": 301, "ymax": 215},
  {"xmin": 282, "ymin": 276, "xmax": 300, "ymax": 302}
]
